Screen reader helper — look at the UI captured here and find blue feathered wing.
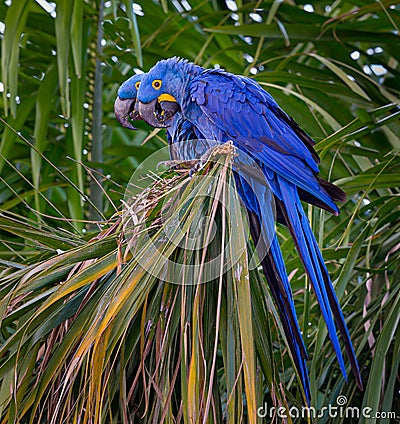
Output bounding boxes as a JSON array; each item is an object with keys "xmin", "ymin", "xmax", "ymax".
[{"xmin": 189, "ymin": 69, "xmax": 362, "ymax": 394}]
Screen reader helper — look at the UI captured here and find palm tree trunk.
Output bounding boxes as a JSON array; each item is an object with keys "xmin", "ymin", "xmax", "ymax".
[{"xmin": 89, "ymin": 0, "xmax": 104, "ymax": 222}]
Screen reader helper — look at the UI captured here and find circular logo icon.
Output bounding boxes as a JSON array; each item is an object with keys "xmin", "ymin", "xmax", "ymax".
[{"xmin": 123, "ymin": 140, "xmax": 276, "ymax": 285}]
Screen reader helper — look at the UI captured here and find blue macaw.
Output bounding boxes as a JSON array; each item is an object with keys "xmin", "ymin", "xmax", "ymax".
[
  {"xmin": 114, "ymin": 59, "xmax": 362, "ymax": 402},
  {"xmin": 114, "ymin": 74, "xmax": 143, "ymax": 130}
]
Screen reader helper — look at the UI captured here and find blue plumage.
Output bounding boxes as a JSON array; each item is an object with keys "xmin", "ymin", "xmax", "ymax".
[{"xmin": 115, "ymin": 58, "xmax": 362, "ymax": 403}]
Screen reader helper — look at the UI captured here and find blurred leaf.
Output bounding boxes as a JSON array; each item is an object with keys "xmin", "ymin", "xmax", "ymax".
[{"xmin": 1, "ymin": 0, "xmax": 30, "ymax": 117}]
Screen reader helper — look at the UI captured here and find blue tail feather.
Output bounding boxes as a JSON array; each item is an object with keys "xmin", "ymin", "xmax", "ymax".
[
  {"xmin": 236, "ymin": 172, "xmax": 311, "ymax": 402},
  {"xmin": 276, "ymin": 176, "xmax": 362, "ymax": 388},
  {"xmin": 248, "ymin": 212, "xmax": 311, "ymax": 403}
]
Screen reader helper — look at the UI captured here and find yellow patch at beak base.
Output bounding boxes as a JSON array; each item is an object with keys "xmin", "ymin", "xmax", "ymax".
[{"xmin": 158, "ymin": 93, "xmax": 177, "ymax": 103}]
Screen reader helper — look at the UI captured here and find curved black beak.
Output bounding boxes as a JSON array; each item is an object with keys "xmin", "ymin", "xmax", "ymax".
[
  {"xmin": 114, "ymin": 97, "xmax": 141, "ymax": 130},
  {"xmin": 138, "ymin": 99, "xmax": 180, "ymax": 128}
]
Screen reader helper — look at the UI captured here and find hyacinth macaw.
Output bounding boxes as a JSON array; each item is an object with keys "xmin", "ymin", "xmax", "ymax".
[
  {"xmin": 114, "ymin": 74, "xmax": 142, "ymax": 130},
  {"xmin": 114, "ymin": 59, "xmax": 362, "ymax": 402}
]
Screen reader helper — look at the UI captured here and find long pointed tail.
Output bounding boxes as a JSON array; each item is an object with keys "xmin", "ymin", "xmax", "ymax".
[
  {"xmin": 248, "ymin": 211, "xmax": 311, "ymax": 403},
  {"xmin": 277, "ymin": 176, "xmax": 363, "ymax": 390},
  {"xmin": 235, "ymin": 172, "xmax": 311, "ymax": 402}
]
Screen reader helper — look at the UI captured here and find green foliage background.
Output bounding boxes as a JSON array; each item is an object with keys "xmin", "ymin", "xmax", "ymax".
[{"xmin": 0, "ymin": 0, "xmax": 399, "ymax": 423}]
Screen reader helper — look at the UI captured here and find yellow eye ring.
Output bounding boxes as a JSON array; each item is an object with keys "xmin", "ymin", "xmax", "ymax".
[
  {"xmin": 152, "ymin": 79, "xmax": 162, "ymax": 90},
  {"xmin": 135, "ymin": 81, "xmax": 140, "ymax": 90}
]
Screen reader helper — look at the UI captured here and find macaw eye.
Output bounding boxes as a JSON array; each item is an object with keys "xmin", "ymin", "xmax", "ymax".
[
  {"xmin": 152, "ymin": 79, "xmax": 162, "ymax": 90},
  {"xmin": 135, "ymin": 81, "xmax": 140, "ymax": 90}
]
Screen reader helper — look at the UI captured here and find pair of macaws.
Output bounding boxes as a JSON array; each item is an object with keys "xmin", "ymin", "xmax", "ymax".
[{"xmin": 114, "ymin": 57, "xmax": 362, "ymax": 403}]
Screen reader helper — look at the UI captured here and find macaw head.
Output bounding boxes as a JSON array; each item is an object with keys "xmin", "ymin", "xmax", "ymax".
[
  {"xmin": 114, "ymin": 73, "xmax": 144, "ymax": 130},
  {"xmin": 137, "ymin": 58, "xmax": 187, "ymax": 128}
]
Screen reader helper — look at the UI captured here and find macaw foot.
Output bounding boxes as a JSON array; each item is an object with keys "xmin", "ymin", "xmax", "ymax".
[
  {"xmin": 182, "ymin": 141, "xmax": 237, "ymax": 177},
  {"xmin": 157, "ymin": 159, "xmax": 200, "ymax": 173},
  {"xmin": 158, "ymin": 142, "xmax": 237, "ymax": 176},
  {"xmin": 197, "ymin": 140, "xmax": 237, "ymax": 166},
  {"xmin": 157, "ymin": 157, "xmax": 211, "ymax": 177}
]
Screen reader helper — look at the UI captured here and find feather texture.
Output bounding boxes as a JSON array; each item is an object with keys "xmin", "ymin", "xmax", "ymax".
[{"xmin": 129, "ymin": 58, "xmax": 362, "ymax": 402}]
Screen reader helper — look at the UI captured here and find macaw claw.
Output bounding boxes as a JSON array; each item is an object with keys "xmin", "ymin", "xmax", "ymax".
[{"xmin": 157, "ymin": 159, "xmax": 200, "ymax": 173}]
